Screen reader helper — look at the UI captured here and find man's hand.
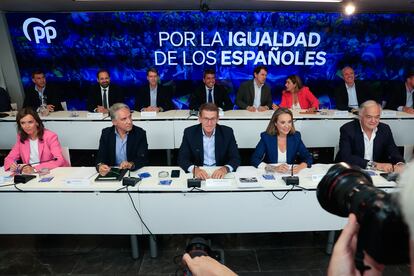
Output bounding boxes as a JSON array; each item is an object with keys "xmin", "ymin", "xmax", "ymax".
[
  {"xmin": 96, "ymin": 105, "xmax": 108, "ymax": 113},
  {"xmin": 143, "ymin": 106, "xmax": 160, "ymax": 112},
  {"xmin": 375, "ymin": 162, "xmax": 393, "ymax": 173},
  {"xmin": 182, "ymin": 253, "xmax": 237, "ymax": 276},
  {"xmin": 272, "ymin": 103, "xmax": 279, "ymax": 110},
  {"xmin": 119, "ymin": 161, "xmax": 134, "ymax": 170},
  {"xmin": 402, "ymin": 106, "xmax": 414, "ymax": 114},
  {"xmin": 246, "ymin": 106, "xmax": 256, "ymax": 112},
  {"xmin": 257, "ymin": 106, "xmax": 269, "ymax": 112},
  {"xmin": 194, "ymin": 167, "xmax": 209, "ymax": 180},
  {"xmin": 211, "ymin": 166, "xmax": 228, "ymax": 179},
  {"xmin": 393, "ymin": 163, "xmax": 405, "ymax": 173},
  {"xmin": 98, "ymin": 163, "xmax": 110, "ymax": 176},
  {"xmin": 46, "ymin": 104, "xmax": 55, "ymax": 112}
]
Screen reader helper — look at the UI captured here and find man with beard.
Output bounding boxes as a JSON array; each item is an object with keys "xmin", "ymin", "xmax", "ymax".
[{"xmin": 87, "ymin": 69, "xmax": 124, "ymax": 113}]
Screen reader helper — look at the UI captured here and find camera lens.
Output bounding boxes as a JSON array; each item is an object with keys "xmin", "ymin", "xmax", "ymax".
[{"xmin": 317, "ymin": 162, "xmax": 373, "ymax": 217}]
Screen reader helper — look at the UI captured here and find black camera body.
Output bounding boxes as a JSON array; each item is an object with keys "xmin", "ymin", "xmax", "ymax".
[{"xmin": 317, "ymin": 162, "xmax": 409, "ymax": 265}]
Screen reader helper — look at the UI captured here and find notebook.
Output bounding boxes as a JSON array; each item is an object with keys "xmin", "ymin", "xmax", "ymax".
[{"xmin": 95, "ymin": 168, "xmax": 127, "ymax": 181}]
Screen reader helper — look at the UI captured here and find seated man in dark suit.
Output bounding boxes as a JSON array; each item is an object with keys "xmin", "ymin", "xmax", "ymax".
[
  {"xmin": 189, "ymin": 69, "xmax": 233, "ymax": 111},
  {"xmin": 335, "ymin": 100, "xmax": 404, "ymax": 172},
  {"xmin": 178, "ymin": 103, "xmax": 241, "ymax": 179},
  {"xmin": 386, "ymin": 70, "xmax": 414, "ymax": 114},
  {"xmin": 134, "ymin": 68, "xmax": 173, "ymax": 112},
  {"xmin": 0, "ymin": 87, "xmax": 11, "ymax": 112},
  {"xmin": 96, "ymin": 103, "xmax": 148, "ymax": 176},
  {"xmin": 23, "ymin": 70, "xmax": 63, "ymax": 112},
  {"xmin": 334, "ymin": 66, "xmax": 375, "ymax": 112},
  {"xmin": 236, "ymin": 65, "xmax": 273, "ymax": 112},
  {"xmin": 87, "ymin": 69, "xmax": 124, "ymax": 113}
]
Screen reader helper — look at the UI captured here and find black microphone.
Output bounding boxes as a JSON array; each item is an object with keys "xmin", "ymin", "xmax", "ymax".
[
  {"xmin": 282, "ymin": 164, "xmax": 299, "ymax": 186},
  {"xmin": 29, "ymin": 157, "xmax": 58, "ymax": 166},
  {"xmin": 122, "ymin": 168, "xmax": 141, "ymax": 187},
  {"xmin": 187, "ymin": 165, "xmax": 201, "ymax": 188}
]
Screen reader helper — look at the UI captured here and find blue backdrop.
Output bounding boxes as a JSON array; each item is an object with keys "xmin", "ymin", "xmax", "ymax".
[{"xmin": 6, "ymin": 11, "xmax": 414, "ymax": 109}]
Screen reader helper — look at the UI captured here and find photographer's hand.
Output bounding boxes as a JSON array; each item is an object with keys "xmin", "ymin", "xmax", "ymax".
[
  {"xmin": 328, "ymin": 214, "xmax": 384, "ymax": 276},
  {"xmin": 328, "ymin": 214, "xmax": 360, "ymax": 276},
  {"xmin": 182, "ymin": 253, "xmax": 237, "ymax": 276}
]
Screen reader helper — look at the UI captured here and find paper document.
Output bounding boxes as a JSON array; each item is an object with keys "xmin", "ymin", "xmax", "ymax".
[
  {"xmin": 205, "ymin": 178, "xmax": 232, "ymax": 187},
  {"xmin": 63, "ymin": 167, "xmax": 97, "ymax": 185}
]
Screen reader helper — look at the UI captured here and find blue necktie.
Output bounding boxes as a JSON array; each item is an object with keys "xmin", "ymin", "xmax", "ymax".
[{"xmin": 207, "ymin": 89, "xmax": 212, "ymax": 103}]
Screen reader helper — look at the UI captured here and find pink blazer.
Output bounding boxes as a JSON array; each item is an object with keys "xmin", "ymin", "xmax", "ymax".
[
  {"xmin": 280, "ymin": 86, "xmax": 319, "ymax": 109},
  {"xmin": 4, "ymin": 129, "xmax": 70, "ymax": 171}
]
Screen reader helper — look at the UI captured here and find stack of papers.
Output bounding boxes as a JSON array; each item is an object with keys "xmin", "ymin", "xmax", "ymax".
[{"xmin": 86, "ymin": 112, "xmax": 104, "ymax": 119}]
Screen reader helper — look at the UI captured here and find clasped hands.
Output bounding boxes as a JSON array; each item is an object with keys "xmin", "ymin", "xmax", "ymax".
[
  {"xmin": 374, "ymin": 162, "xmax": 404, "ymax": 173},
  {"xmin": 10, "ymin": 162, "xmax": 35, "ymax": 174},
  {"xmin": 98, "ymin": 161, "xmax": 134, "ymax": 176},
  {"xmin": 265, "ymin": 163, "xmax": 307, "ymax": 174},
  {"xmin": 194, "ymin": 166, "xmax": 228, "ymax": 180}
]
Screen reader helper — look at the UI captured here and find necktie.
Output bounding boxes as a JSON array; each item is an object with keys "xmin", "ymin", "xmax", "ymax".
[
  {"xmin": 102, "ymin": 88, "xmax": 108, "ymax": 109},
  {"xmin": 207, "ymin": 89, "xmax": 212, "ymax": 103}
]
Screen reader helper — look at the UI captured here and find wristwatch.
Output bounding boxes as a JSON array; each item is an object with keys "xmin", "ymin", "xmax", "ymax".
[{"xmin": 367, "ymin": 161, "xmax": 377, "ymax": 170}]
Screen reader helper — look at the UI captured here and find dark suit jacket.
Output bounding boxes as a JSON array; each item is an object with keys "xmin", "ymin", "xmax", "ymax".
[
  {"xmin": 87, "ymin": 84, "xmax": 124, "ymax": 112},
  {"xmin": 23, "ymin": 84, "xmax": 63, "ymax": 111},
  {"xmin": 236, "ymin": 80, "xmax": 272, "ymax": 109},
  {"xmin": 178, "ymin": 124, "xmax": 241, "ymax": 172},
  {"xmin": 134, "ymin": 84, "xmax": 174, "ymax": 111},
  {"xmin": 334, "ymin": 81, "xmax": 375, "ymax": 111},
  {"xmin": 335, "ymin": 120, "xmax": 404, "ymax": 168},
  {"xmin": 0, "ymin": 87, "xmax": 11, "ymax": 112},
  {"xmin": 95, "ymin": 125, "xmax": 148, "ymax": 171},
  {"xmin": 251, "ymin": 131, "xmax": 313, "ymax": 168},
  {"xmin": 385, "ymin": 82, "xmax": 409, "ymax": 110},
  {"xmin": 189, "ymin": 84, "xmax": 233, "ymax": 111}
]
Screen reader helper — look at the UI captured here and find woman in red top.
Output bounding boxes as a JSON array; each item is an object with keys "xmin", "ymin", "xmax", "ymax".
[{"xmin": 273, "ymin": 75, "xmax": 319, "ymax": 111}]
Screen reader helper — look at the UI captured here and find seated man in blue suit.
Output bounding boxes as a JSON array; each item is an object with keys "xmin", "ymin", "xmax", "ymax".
[
  {"xmin": 335, "ymin": 100, "xmax": 404, "ymax": 172},
  {"xmin": 251, "ymin": 108, "xmax": 312, "ymax": 174},
  {"xmin": 96, "ymin": 103, "xmax": 148, "ymax": 176},
  {"xmin": 178, "ymin": 103, "xmax": 241, "ymax": 179}
]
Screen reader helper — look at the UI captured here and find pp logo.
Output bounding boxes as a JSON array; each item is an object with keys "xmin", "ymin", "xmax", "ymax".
[{"xmin": 22, "ymin": 17, "xmax": 57, "ymax": 44}]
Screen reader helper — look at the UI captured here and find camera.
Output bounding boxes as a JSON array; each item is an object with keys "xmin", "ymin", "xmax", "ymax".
[
  {"xmin": 317, "ymin": 162, "xmax": 409, "ymax": 265},
  {"xmin": 183, "ymin": 237, "xmax": 223, "ymax": 275}
]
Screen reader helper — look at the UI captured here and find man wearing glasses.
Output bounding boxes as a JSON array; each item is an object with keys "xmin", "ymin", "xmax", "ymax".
[
  {"xmin": 335, "ymin": 100, "xmax": 404, "ymax": 172},
  {"xmin": 178, "ymin": 103, "xmax": 241, "ymax": 179}
]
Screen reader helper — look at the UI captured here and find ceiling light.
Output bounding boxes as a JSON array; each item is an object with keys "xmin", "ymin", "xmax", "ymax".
[{"xmin": 344, "ymin": 1, "xmax": 356, "ymax": 15}]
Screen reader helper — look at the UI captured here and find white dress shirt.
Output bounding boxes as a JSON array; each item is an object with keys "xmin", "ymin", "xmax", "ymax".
[
  {"xmin": 345, "ymin": 83, "xmax": 358, "ymax": 109},
  {"xmin": 253, "ymin": 81, "xmax": 263, "ymax": 108},
  {"xmin": 362, "ymin": 126, "xmax": 377, "ymax": 161}
]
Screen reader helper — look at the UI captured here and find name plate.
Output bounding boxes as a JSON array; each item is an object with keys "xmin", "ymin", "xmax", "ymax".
[
  {"xmin": 381, "ymin": 110, "xmax": 397, "ymax": 116},
  {"xmin": 205, "ymin": 178, "xmax": 232, "ymax": 187},
  {"xmin": 141, "ymin": 111, "xmax": 157, "ymax": 117},
  {"xmin": 334, "ymin": 110, "xmax": 349, "ymax": 116},
  {"xmin": 87, "ymin": 112, "xmax": 104, "ymax": 119}
]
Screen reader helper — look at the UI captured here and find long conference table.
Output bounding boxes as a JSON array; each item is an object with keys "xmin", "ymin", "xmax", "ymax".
[
  {"xmin": 1, "ymin": 110, "xmax": 414, "ymax": 162},
  {"xmin": 0, "ymin": 164, "xmax": 397, "ymax": 258}
]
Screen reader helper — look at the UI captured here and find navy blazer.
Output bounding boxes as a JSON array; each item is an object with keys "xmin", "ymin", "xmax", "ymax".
[
  {"xmin": 251, "ymin": 131, "xmax": 313, "ymax": 168},
  {"xmin": 236, "ymin": 79, "xmax": 272, "ymax": 109},
  {"xmin": 385, "ymin": 82, "xmax": 409, "ymax": 110},
  {"xmin": 134, "ymin": 84, "xmax": 174, "ymax": 111},
  {"xmin": 95, "ymin": 125, "xmax": 148, "ymax": 171},
  {"xmin": 335, "ymin": 120, "xmax": 404, "ymax": 168},
  {"xmin": 87, "ymin": 84, "xmax": 124, "ymax": 112},
  {"xmin": 189, "ymin": 84, "xmax": 233, "ymax": 111},
  {"xmin": 334, "ymin": 81, "xmax": 375, "ymax": 111},
  {"xmin": 23, "ymin": 84, "xmax": 63, "ymax": 111},
  {"xmin": 178, "ymin": 124, "xmax": 241, "ymax": 172}
]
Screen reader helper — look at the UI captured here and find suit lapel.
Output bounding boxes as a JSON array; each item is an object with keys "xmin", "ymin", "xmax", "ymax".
[
  {"xmin": 21, "ymin": 140, "xmax": 31, "ymax": 164},
  {"xmin": 250, "ymin": 81, "xmax": 255, "ymax": 103},
  {"xmin": 109, "ymin": 128, "xmax": 117, "ymax": 165},
  {"xmin": 38, "ymin": 139, "xmax": 45, "ymax": 161},
  {"xmin": 355, "ymin": 121, "xmax": 365, "ymax": 157},
  {"xmin": 214, "ymin": 126, "xmax": 221, "ymax": 165}
]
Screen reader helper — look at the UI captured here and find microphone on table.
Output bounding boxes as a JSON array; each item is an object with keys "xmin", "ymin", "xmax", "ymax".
[
  {"xmin": 122, "ymin": 169, "xmax": 141, "ymax": 187},
  {"xmin": 14, "ymin": 157, "xmax": 58, "ymax": 184},
  {"xmin": 187, "ymin": 165, "xmax": 201, "ymax": 188},
  {"xmin": 282, "ymin": 164, "xmax": 299, "ymax": 186}
]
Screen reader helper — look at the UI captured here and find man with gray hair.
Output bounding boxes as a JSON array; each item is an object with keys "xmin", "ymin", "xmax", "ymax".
[
  {"xmin": 335, "ymin": 100, "xmax": 404, "ymax": 172},
  {"xmin": 96, "ymin": 103, "xmax": 148, "ymax": 176}
]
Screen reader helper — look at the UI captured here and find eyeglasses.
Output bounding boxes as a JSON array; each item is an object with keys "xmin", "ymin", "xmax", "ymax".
[{"xmin": 201, "ymin": 117, "xmax": 218, "ymax": 123}]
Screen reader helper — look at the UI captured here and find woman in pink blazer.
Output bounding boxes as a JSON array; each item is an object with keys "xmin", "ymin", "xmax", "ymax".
[
  {"xmin": 274, "ymin": 75, "xmax": 319, "ymax": 111},
  {"xmin": 4, "ymin": 108, "xmax": 69, "ymax": 173}
]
